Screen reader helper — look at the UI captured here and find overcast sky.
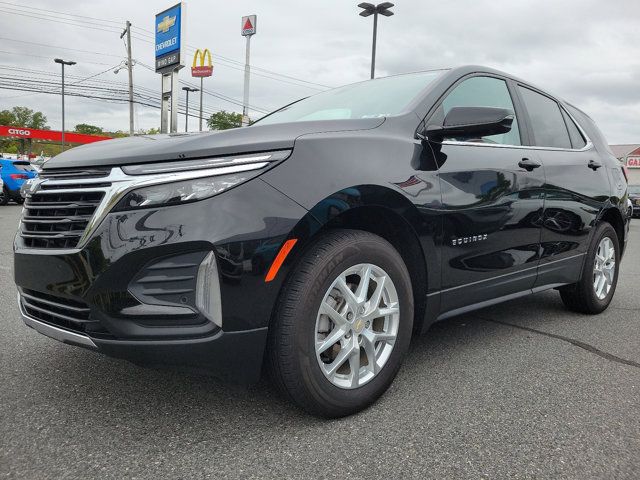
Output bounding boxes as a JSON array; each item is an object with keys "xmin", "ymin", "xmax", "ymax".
[{"xmin": 1, "ymin": 0, "xmax": 638, "ymax": 143}]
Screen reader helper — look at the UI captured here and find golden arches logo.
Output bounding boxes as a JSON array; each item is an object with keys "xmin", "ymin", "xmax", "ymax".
[{"xmin": 191, "ymin": 49, "xmax": 213, "ymax": 77}]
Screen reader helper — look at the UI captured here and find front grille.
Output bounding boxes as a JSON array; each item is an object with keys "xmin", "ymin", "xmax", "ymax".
[
  {"xmin": 21, "ymin": 190, "xmax": 105, "ymax": 249},
  {"xmin": 39, "ymin": 167, "xmax": 111, "ymax": 180},
  {"xmin": 20, "ymin": 289, "xmax": 94, "ymax": 334}
]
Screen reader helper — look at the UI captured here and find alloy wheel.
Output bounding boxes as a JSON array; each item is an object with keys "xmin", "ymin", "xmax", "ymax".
[
  {"xmin": 593, "ymin": 236, "xmax": 616, "ymax": 300},
  {"xmin": 314, "ymin": 263, "xmax": 400, "ymax": 389}
]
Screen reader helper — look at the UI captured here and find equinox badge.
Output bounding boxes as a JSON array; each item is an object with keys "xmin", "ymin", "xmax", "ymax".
[{"xmin": 452, "ymin": 234, "xmax": 488, "ymax": 246}]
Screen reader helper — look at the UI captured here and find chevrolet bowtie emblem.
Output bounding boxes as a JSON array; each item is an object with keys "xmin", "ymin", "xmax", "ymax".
[{"xmin": 157, "ymin": 15, "xmax": 176, "ymax": 34}]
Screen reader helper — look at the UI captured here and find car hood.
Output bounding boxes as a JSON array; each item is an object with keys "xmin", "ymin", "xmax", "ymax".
[{"xmin": 44, "ymin": 118, "xmax": 384, "ymax": 169}]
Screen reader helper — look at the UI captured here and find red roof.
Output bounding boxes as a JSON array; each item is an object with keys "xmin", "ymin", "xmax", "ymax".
[{"xmin": 0, "ymin": 125, "xmax": 112, "ymax": 144}]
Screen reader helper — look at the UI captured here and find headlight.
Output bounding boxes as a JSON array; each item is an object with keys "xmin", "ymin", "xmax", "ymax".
[
  {"xmin": 113, "ymin": 150, "xmax": 291, "ymax": 211},
  {"xmin": 114, "ymin": 171, "xmax": 259, "ymax": 211}
]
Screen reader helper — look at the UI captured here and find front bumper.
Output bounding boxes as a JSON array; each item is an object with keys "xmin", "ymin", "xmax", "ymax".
[
  {"xmin": 14, "ymin": 177, "xmax": 316, "ymax": 383},
  {"xmin": 19, "ymin": 297, "xmax": 268, "ymax": 383}
]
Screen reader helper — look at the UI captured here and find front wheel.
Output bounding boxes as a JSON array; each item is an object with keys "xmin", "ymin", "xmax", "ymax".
[
  {"xmin": 267, "ymin": 230, "xmax": 414, "ymax": 418},
  {"xmin": 559, "ymin": 222, "xmax": 620, "ymax": 314}
]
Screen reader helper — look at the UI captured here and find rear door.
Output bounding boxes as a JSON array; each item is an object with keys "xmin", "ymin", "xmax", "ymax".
[
  {"xmin": 515, "ymin": 85, "xmax": 611, "ymax": 287},
  {"xmin": 429, "ymin": 75, "xmax": 546, "ymax": 315}
]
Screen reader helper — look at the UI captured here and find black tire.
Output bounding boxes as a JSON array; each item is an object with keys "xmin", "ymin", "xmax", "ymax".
[
  {"xmin": 267, "ymin": 229, "xmax": 414, "ymax": 418},
  {"xmin": 559, "ymin": 222, "xmax": 620, "ymax": 314},
  {"xmin": 0, "ymin": 187, "xmax": 8, "ymax": 206},
  {"xmin": 14, "ymin": 196, "xmax": 24, "ymax": 205}
]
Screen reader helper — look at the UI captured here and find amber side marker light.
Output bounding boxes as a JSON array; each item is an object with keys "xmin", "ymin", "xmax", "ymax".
[{"xmin": 265, "ymin": 238, "xmax": 298, "ymax": 282}]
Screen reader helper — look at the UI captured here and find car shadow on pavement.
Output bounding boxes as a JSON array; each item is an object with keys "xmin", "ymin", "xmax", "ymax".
[{"xmin": 25, "ymin": 289, "xmax": 588, "ymax": 427}]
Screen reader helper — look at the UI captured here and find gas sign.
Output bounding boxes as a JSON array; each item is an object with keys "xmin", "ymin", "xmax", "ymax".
[
  {"xmin": 241, "ymin": 15, "xmax": 257, "ymax": 36},
  {"xmin": 628, "ymin": 156, "xmax": 640, "ymax": 168}
]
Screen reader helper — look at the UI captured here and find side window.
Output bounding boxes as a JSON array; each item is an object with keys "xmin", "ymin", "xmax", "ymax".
[
  {"xmin": 436, "ymin": 76, "xmax": 521, "ymax": 146},
  {"xmin": 560, "ymin": 109, "xmax": 587, "ymax": 149},
  {"xmin": 518, "ymin": 86, "xmax": 571, "ymax": 149}
]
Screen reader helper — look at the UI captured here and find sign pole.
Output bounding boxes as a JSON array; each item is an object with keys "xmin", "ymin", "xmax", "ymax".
[
  {"xmin": 170, "ymin": 70, "xmax": 179, "ymax": 133},
  {"xmin": 241, "ymin": 15, "xmax": 256, "ymax": 126},
  {"xmin": 199, "ymin": 77, "xmax": 204, "ymax": 131},
  {"xmin": 242, "ymin": 35, "xmax": 251, "ymax": 126}
]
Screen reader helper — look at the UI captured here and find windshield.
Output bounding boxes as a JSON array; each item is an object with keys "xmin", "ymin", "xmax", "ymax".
[
  {"xmin": 13, "ymin": 161, "xmax": 34, "ymax": 172},
  {"xmin": 629, "ymin": 185, "xmax": 640, "ymax": 194},
  {"xmin": 255, "ymin": 71, "xmax": 444, "ymax": 126}
]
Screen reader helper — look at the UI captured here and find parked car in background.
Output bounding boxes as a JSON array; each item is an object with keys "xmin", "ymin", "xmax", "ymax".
[
  {"xmin": 14, "ymin": 66, "xmax": 631, "ymax": 417},
  {"xmin": 30, "ymin": 157, "xmax": 47, "ymax": 173},
  {"xmin": 629, "ymin": 185, "xmax": 640, "ymax": 217},
  {"xmin": 0, "ymin": 158, "xmax": 38, "ymax": 205},
  {"xmin": 20, "ymin": 178, "xmax": 34, "ymax": 201}
]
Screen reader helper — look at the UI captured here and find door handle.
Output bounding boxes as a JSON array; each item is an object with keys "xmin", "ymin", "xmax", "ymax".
[
  {"xmin": 588, "ymin": 159, "xmax": 602, "ymax": 170},
  {"xmin": 518, "ymin": 158, "xmax": 541, "ymax": 171}
]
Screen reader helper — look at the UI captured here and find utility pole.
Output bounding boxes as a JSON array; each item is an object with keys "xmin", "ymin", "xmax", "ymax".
[
  {"xmin": 182, "ymin": 86, "xmax": 198, "ymax": 132},
  {"xmin": 54, "ymin": 58, "xmax": 76, "ymax": 151},
  {"xmin": 358, "ymin": 3, "xmax": 394, "ymax": 79},
  {"xmin": 120, "ymin": 21, "xmax": 134, "ymax": 135}
]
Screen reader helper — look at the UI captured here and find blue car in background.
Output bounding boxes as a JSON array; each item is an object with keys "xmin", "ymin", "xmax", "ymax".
[{"xmin": 0, "ymin": 158, "xmax": 38, "ymax": 205}]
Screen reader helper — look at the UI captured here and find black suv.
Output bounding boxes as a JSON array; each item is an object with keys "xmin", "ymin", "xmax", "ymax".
[{"xmin": 14, "ymin": 66, "xmax": 630, "ymax": 417}]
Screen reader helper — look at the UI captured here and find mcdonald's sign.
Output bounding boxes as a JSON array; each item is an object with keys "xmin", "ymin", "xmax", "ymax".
[{"xmin": 192, "ymin": 49, "xmax": 213, "ymax": 77}]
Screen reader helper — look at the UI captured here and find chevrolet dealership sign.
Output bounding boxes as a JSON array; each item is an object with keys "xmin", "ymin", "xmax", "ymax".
[{"xmin": 155, "ymin": 3, "xmax": 184, "ymax": 73}]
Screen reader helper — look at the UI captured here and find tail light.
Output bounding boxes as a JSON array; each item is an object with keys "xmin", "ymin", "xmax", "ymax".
[
  {"xmin": 10, "ymin": 173, "xmax": 29, "ymax": 180},
  {"xmin": 621, "ymin": 165, "xmax": 629, "ymax": 183}
]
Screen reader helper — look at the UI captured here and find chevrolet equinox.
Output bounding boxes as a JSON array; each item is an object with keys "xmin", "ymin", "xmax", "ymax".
[{"xmin": 14, "ymin": 66, "xmax": 631, "ymax": 417}]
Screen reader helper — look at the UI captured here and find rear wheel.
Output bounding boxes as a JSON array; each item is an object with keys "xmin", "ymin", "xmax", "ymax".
[
  {"xmin": 559, "ymin": 222, "xmax": 619, "ymax": 314},
  {"xmin": 267, "ymin": 230, "xmax": 414, "ymax": 418},
  {"xmin": 0, "ymin": 187, "xmax": 8, "ymax": 206}
]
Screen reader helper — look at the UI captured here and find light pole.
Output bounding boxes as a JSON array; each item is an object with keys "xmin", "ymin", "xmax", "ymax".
[
  {"xmin": 54, "ymin": 58, "xmax": 76, "ymax": 151},
  {"xmin": 357, "ymin": 2, "xmax": 394, "ymax": 79},
  {"xmin": 182, "ymin": 86, "xmax": 199, "ymax": 132}
]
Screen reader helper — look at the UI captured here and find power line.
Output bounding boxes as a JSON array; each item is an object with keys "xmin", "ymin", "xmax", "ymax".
[
  {"xmin": 0, "ymin": 49, "xmax": 112, "ymax": 66},
  {"xmin": 131, "ymin": 26, "xmax": 333, "ymax": 89},
  {"xmin": 0, "ymin": 37, "xmax": 125, "ymax": 59},
  {"xmin": 0, "ymin": 1, "xmax": 123, "ymax": 25},
  {"xmin": 0, "ymin": 6, "xmax": 123, "ymax": 32},
  {"xmin": 0, "ymin": 3, "xmax": 332, "ymax": 90}
]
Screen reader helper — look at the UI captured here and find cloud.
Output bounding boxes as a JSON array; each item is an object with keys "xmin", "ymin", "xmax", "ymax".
[{"xmin": 0, "ymin": 0, "xmax": 638, "ymax": 143}]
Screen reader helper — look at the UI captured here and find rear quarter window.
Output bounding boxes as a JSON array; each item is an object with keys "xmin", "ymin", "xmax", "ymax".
[{"xmin": 560, "ymin": 109, "xmax": 586, "ymax": 149}]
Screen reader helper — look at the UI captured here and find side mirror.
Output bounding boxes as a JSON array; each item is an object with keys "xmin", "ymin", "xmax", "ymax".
[{"xmin": 425, "ymin": 106, "xmax": 514, "ymax": 142}]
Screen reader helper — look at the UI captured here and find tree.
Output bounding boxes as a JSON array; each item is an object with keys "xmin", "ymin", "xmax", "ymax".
[
  {"xmin": 207, "ymin": 110, "xmax": 243, "ymax": 130},
  {"xmin": 137, "ymin": 127, "xmax": 161, "ymax": 135},
  {"xmin": 0, "ymin": 106, "xmax": 49, "ymax": 129},
  {"xmin": 74, "ymin": 123, "xmax": 104, "ymax": 135},
  {"xmin": 0, "ymin": 110, "xmax": 14, "ymax": 125},
  {"xmin": 0, "ymin": 106, "xmax": 49, "ymax": 155}
]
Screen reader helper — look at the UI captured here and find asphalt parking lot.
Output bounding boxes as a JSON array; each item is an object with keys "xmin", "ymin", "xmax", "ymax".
[{"xmin": 1, "ymin": 202, "xmax": 639, "ymax": 480}]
